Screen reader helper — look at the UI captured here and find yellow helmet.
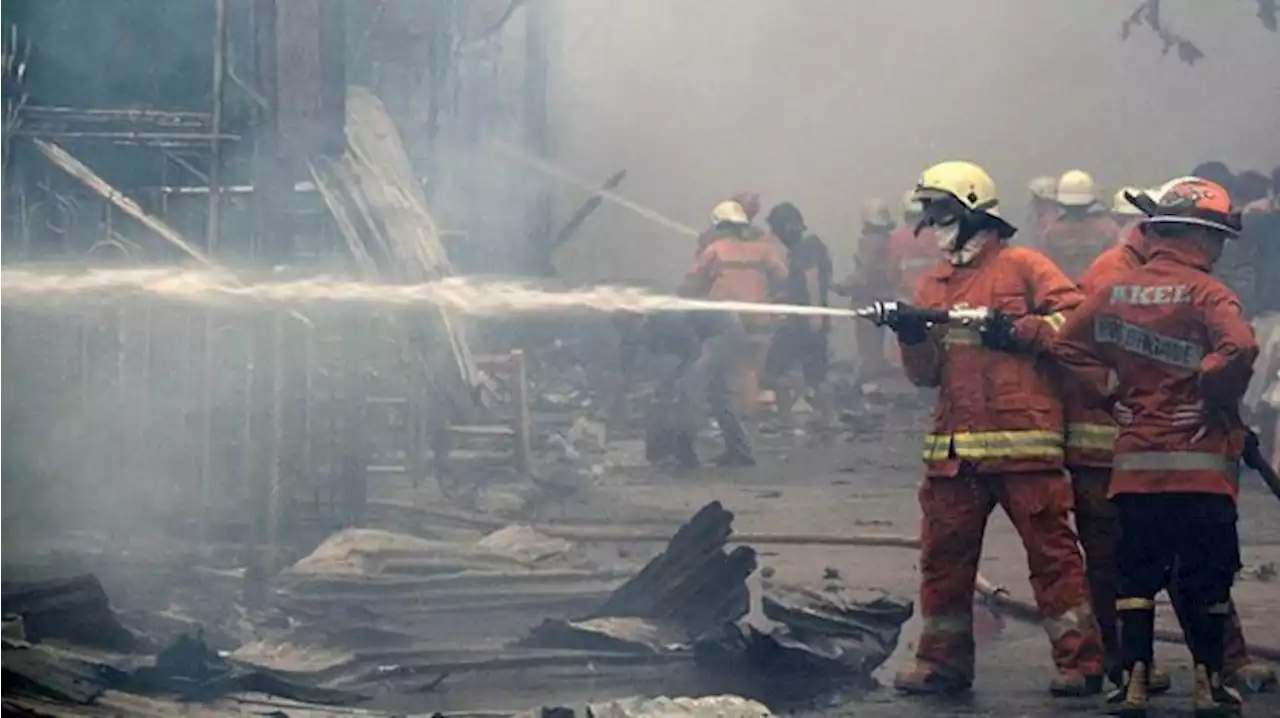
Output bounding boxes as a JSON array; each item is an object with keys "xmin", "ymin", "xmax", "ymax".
[
  {"xmin": 1028, "ymin": 176, "xmax": 1058, "ymax": 201},
  {"xmin": 1112, "ymin": 187, "xmax": 1146, "ymax": 216},
  {"xmin": 710, "ymin": 200, "xmax": 749, "ymax": 226},
  {"xmin": 913, "ymin": 160, "xmax": 1015, "ymax": 237},
  {"xmin": 901, "ymin": 187, "xmax": 924, "ymax": 217},
  {"xmin": 862, "ymin": 197, "xmax": 894, "ymax": 229},
  {"xmin": 1057, "ymin": 169, "xmax": 1097, "ymax": 207}
]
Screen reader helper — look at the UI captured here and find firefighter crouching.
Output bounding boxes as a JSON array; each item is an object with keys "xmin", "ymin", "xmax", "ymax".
[
  {"xmin": 681, "ymin": 200, "xmax": 788, "ymax": 467},
  {"xmin": 1054, "ymin": 178, "xmax": 1256, "ymax": 717},
  {"xmin": 880, "ymin": 160, "xmax": 1104, "ymax": 696}
]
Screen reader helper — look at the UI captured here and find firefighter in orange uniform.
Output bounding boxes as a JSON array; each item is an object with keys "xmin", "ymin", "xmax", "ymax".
[
  {"xmin": 834, "ymin": 198, "xmax": 897, "ymax": 378},
  {"xmin": 1042, "ymin": 170, "xmax": 1120, "ymax": 277},
  {"xmin": 889, "ymin": 188, "xmax": 940, "ymax": 300},
  {"xmin": 1028, "ymin": 175, "xmax": 1062, "ymax": 245},
  {"xmin": 883, "ymin": 161, "xmax": 1104, "ymax": 696},
  {"xmin": 1054, "ymin": 178, "xmax": 1255, "ymax": 717},
  {"xmin": 1067, "ymin": 182, "xmax": 1275, "ymax": 698},
  {"xmin": 682, "ymin": 200, "xmax": 788, "ymax": 466}
]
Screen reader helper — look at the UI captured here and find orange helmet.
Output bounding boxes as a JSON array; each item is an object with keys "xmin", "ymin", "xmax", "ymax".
[
  {"xmin": 731, "ymin": 191, "xmax": 761, "ymax": 221},
  {"xmin": 1142, "ymin": 177, "xmax": 1242, "ymax": 237}
]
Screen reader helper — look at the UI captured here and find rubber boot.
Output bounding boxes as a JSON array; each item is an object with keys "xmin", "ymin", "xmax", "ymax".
[
  {"xmin": 892, "ymin": 661, "xmax": 972, "ymax": 695},
  {"xmin": 1105, "ymin": 661, "xmax": 1149, "ymax": 717},
  {"xmin": 1193, "ymin": 664, "xmax": 1243, "ymax": 717}
]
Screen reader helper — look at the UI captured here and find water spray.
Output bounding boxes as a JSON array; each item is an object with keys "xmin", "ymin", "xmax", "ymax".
[{"xmin": 1, "ymin": 266, "xmax": 873, "ymax": 320}]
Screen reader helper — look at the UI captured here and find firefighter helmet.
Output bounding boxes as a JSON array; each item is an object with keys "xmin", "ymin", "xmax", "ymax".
[
  {"xmin": 710, "ymin": 200, "xmax": 750, "ymax": 226},
  {"xmin": 1029, "ymin": 176, "xmax": 1058, "ymax": 201},
  {"xmin": 1112, "ymin": 187, "xmax": 1145, "ymax": 216},
  {"xmin": 730, "ymin": 192, "xmax": 761, "ymax": 221},
  {"xmin": 913, "ymin": 160, "xmax": 1015, "ymax": 238},
  {"xmin": 902, "ymin": 188, "xmax": 924, "ymax": 217},
  {"xmin": 1057, "ymin": 169, "xmax": 1097, "ymax": 207},
  {"xmin": 1143, "ymin": 177, "xmax": 1242, "ymax": 237},
  {"xmin": 862, "ymin": 197, "xmax": 894, "ymax": 229}
]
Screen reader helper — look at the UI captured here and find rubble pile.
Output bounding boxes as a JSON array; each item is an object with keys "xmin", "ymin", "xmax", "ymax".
[{"xmin": 521, "ymin": 501, "xmax": 913, "ymax": 709}]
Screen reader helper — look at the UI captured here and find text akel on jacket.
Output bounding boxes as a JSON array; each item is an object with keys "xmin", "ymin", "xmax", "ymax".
[
  {"xmin": 1053, "ymin": 239, "xmax": 1259, "ymax": 499},
  {"xmin": 901, "ymin": 240, "xmax": 1082, "ymax": 477}
]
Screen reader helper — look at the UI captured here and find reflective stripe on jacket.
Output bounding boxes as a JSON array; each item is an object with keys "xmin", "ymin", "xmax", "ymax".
[
  {"xmin": 901, "ymin": 237, "xmax": 1082, "ymax": 477},
  {"xmin": 1060, "ymin": 241, "xmax": 1146, "ymax": 468},
  {"xmin": 1053, "ymin": 239, "xmax": 1259, "ymax": 499}
]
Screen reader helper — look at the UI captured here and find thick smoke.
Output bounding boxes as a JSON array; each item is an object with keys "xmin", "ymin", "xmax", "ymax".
[{"xmin": 546, "ymin": 0, "xmax": 1280, "ymax": 284}]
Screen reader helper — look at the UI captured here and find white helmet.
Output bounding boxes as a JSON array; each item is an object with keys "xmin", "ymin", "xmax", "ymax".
[
  {"xmin": 901, "ymin": 187, "xmax": 924, "ymax": 217},
  {"xmin": 1028, "ymin": 176, "xmax": 1058, "ymax": 201},
  {"xmin": 1111, "ymin": 187, "xmax": 1146, "ymax": 216},
  {"xmin": 1057, "ymin": 170, "xmax": 1097, "ymax": 207},
  {"xmin": 710, "ymin": 200, "xmax": 750, "ymax": 226}
]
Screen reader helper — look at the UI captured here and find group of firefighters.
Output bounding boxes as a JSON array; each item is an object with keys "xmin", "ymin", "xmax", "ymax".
[{"xmin": 653, "ymin": 160, "xmax": 1280, "ymax": 716}]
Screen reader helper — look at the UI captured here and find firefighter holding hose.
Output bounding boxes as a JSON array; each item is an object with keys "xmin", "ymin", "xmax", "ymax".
[
  {"xmin": 880, "ymin": 160, "xmax": 1105, "ymax": 696},
  {"xmin": 1054, "ymin": 178, "xmax": 1259, "ymax": 716}
]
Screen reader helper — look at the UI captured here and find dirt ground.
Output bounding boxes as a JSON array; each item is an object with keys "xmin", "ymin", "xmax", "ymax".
[{"xmin": 533, "ymin": 414, "xmax": 1280, "ymax": 718}]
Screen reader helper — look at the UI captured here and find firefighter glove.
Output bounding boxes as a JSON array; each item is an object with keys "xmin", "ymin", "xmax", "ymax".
[
  {"xmin": 979, "ymin": 310, "xmax": 1021, "ymax": 353},
  {"xmin": 884, "ymin": 303, "xmax": 929, "ymax": 346}
]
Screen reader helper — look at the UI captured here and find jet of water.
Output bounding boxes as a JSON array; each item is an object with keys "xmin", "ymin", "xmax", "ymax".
[{"xmin": 0, "ymin": 266, "xmax": 869, "ymax": 320}]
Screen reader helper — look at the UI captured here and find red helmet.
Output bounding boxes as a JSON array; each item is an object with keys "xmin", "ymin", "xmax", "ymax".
[
  {"xmin": 730, "ymin": 191, "xmax": 761, "ymax": 221},
  {"xmin": 1142, "ymin": 177, "xmax": 1242, "ymax": 238}
]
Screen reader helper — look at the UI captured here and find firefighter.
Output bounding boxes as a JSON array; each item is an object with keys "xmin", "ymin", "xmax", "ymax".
[
  {"xmin": 889, "ymin": 188, "xmax": 940, "ymax": 300},
  {"xmin": 1028, "ymin": 175, "xmax": 1062, "ymax": 244},
  {"xmin": 696, "ymin": 190, "xmax": 765, "ymax": 253},
  {"xmin": 681, "ymin": 200, "xmax": 788, "ymax": 466},
  {"xmin": 1053, "ymin": 177, "xmax": 1255, "ymax": 717},
  {"xmin": 762, "ymin": 202, "xmax": 835, "ymax": 429},
  {"xmin": 1074, "ymin": 181, "xmax": 1276, "ymax": 697},
  {"xmin": 882, "ymin": 160, "xmax": 1104, "ymax": 696},
  {"xmin": 1043, "ymin": 170, "xmax": 1120, "ymax": 277},
  {"xmin": 834, "ymin": 198, "xmax": 897, "ymax": 378}
]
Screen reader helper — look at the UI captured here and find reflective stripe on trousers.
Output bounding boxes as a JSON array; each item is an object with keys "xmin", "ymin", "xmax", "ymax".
[
  {"xmin": 921, "ymin": 613, "xmax": 971, "ymax": 637},
  {"xmin": 1065, "ymin": 422, "xmax": 1118, "ymax": 452},
  {"xmin": 1043, "ymin": 603, "xmax": 1094, "ymax": 643},
  {"xmin": 1112, "ymin": 451, "xmax": 1239, "ymax": 476},
  {"xmin": 923, "ymin": 430, "xmax": 1064, "ymax": 461}
]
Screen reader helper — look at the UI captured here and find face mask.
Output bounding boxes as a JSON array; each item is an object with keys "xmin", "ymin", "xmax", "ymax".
[{"xmin": 935, "ymin": 222, "xmax": 961, "ymax": 252}]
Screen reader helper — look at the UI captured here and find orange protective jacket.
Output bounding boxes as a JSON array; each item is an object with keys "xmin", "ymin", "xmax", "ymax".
[
  {"xmin": 901, "ymin": 237, "xmax": 1083, "ymax": 477},
  {"xmin": 1053, "ymin": 240, "xmax": 1259, "ymax": 499},
  {"xmin": 1059, "ymin": 236, "xmax": 1147, "ymax": 468},
  {"xmin": 843, "ymin": 227, "xmax": 895, "ymax": 302},
  {"xmin": 685, "ymin": 233, "xmax": 788, "ymax": 333},
  {"xmin": 1040, "ymin": 214, "xmax": 1120, "ymax": 279},
  {"xmin": 888, "ymin": 225, "xmax": 939, "ymax": 300}
]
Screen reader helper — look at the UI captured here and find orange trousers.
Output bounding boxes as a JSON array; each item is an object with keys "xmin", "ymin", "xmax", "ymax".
[
  {"xmin": 916, "ymin": 471, "xmax": 1104, "ymax": 681},
  {"xmin": 1071, "ymin": 465, "xmax": 1252, "ymax": 678}
]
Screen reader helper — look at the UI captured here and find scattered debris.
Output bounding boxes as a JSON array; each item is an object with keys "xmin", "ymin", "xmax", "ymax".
[
  {"xmin": 695, "ymin": 584, "xmax": 912, "ymax": 708},
  {"xmin": 1, "ymin": 574, "xmax": 138, "ymax": 651},
  {"xmin": 127, "ymin": 632, "xmax": 362, "ymax": 705},
  {"xmin": 524, "ymin": 695, "xmax": 773, "ymax": 718},
  {"xmin": 1, "ymin": 641, "xmax": 109, "ymax": 705},
  {"xmin": 522, "ymin": 502, "xmax": 755, "ymax": 652}
]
